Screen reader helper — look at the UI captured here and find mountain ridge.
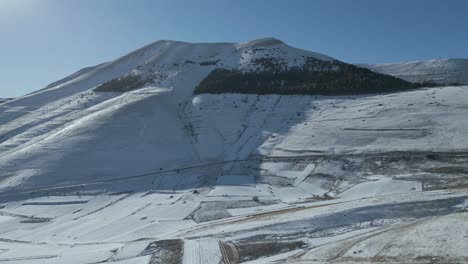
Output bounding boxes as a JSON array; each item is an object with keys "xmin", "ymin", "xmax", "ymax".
[{"xmin": 359, "ymin": 58, "xmax": 468, "ymax": 85}]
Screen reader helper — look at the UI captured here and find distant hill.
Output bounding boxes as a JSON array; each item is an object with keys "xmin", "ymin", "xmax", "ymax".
[
  {"xmin": 359, "ymin": 58, "xmax": 468, "ymax": 85},
  {"xmin": 0, "ymin": 98, "xmax": 12, "ymax": 104}
]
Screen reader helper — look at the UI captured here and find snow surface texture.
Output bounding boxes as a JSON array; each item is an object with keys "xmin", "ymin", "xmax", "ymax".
[
  {"xmin": 360, "ymin": 58, "xmax": 468, "ymax": 85},
  {"xmin": 0, "ymin": 38, "xmax": 467, "ymax": 263}
]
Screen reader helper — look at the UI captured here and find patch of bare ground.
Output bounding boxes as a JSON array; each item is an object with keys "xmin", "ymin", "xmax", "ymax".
[
  {"xmin": 234, "ymin": 240, "xmax": 306, "ymax": 262},
  {"xmin": 425, "ymin": 166, "xmax": 468, "ymax": 174},
  {"xmin": 140, "ymin": 239, "xmax": 183, "ymax": 264},
  {"xmin": 219, "ymin": 241, "xmax": 239, "ymax": 264}
]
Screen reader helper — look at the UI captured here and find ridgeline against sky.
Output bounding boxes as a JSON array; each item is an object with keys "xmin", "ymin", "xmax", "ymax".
[{"xmin": 1, "ymin": 0, "xmax": 467, "ymax": 97}]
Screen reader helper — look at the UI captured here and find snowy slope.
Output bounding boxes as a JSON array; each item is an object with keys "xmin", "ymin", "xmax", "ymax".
[
  {"xmin": 360, "ymin": 58, "xmax": 468, "ymax": 84},
  {"xmin": 3, "ymin": 85, "xmax": 468, "ymax": 193},
  {"xmin": 0, "ymin": 38, "xmax": 468, "ymax": 263},
  {"xmin": 0, "ymin": 37, "xmax": 338, "ymax": 192}
]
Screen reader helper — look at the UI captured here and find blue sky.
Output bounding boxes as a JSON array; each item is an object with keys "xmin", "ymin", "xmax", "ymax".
[{"xmin": 1, "ymin": 0, "xmax": 467, "ymax": 98}]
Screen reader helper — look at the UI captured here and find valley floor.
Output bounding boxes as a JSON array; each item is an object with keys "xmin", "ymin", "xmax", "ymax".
[{"xmin": 0, "ymin": 152, "xmax": 467, "ymax": 264}]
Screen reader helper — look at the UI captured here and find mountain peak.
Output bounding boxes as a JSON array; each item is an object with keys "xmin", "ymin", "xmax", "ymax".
[{"xmin": 237, "ymin": 37, "xmax": 285, "ymax": 48}]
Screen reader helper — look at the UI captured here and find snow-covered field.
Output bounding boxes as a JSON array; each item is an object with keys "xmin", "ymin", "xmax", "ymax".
[{"xmin": 0, "ymin": 38, "xmax": 467, "ymax": 263}]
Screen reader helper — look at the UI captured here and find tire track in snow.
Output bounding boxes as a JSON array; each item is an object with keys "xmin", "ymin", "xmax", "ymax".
[
  {"xmin": 72, "ymin": 193, "xmax": 133, "ymax": 220},
  {"xmin": 219, "ymin": 240, "xmax": 239, "ymax": 264},
  {"xmin": 183, "ymin": 238, "xmax": 223, "ymax": 264}
]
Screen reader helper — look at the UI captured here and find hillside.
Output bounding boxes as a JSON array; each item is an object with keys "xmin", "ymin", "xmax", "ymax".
[
  {"xmin": 361, "ymin": 58, "xmax": 468, "ymax": 85},
  {"xmin": 0, "ymin": 38, "xmax": 447, "ymax": 192},
  {"xmin": 0, "ymin": 38, "xmax": 467, "ymax": 264}
]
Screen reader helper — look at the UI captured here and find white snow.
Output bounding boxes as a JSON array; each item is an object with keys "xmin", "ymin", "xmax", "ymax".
[
  {"xmin": 340, "ymin": 177, "xmax": 422, "ymax": 199},
  {"xmin": 183, "ymin": 238, "xmax": 222, "ymax": 264},
  {"xmin": 0, "ymin": 38, "xmax": 467, "ymax": 263}
]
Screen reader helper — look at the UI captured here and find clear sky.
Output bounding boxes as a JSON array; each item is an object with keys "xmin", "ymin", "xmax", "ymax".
[{"xmin": 1, "ymin": 0, "xmax": 467, "ymax": 98}]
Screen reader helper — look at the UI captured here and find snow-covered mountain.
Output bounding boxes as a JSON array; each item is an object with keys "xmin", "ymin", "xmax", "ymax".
[
  {"xmin": 0, "ymin": 37, "xmax": 415, "ymax": 193},
  {"xmin": 0, "ymin": 38, "xmax": 467, "ymax": 264},
  {"xmin": 360, "ymin": 58, "xmax": 468, "ymax": 85}
]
